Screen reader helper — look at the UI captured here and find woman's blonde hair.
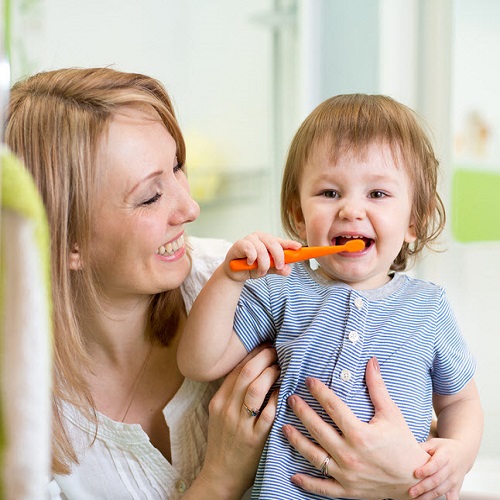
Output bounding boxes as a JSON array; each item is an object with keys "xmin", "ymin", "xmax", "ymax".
[
  {"xmin": 281, "ymin": 94, "xmax": 446, "ymax": 271},
  {"xmin": 6, "ymin": 67, "xmax": 187, "ymax": 474}
]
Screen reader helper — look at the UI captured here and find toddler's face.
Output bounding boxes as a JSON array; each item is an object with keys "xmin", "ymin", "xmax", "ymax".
[{"xmin": 295, "ymin": 141, "xmax": 416, "ymax": 290}]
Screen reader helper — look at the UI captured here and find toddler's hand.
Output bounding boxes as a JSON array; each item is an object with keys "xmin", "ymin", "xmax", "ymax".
[
  {"xmin": 224, "ymin": 232, "xmax": 301, "ymax": 281},
  {"xmin": 409, "ymin": 438, "xmax": 468, "ymax": 500}
]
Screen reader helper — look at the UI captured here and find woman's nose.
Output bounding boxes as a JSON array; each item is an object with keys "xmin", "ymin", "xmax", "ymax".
[{"xmin": 172, "ymin": 182, "xmax": 200, "ymax": 224}]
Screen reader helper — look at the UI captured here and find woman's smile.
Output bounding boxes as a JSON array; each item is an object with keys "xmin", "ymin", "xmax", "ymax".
[{"xmin": 156, "ymin": 233, "xmax": 186, "ymax": 258}]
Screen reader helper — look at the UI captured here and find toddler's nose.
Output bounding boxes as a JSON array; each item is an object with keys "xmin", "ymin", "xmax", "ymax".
[{"xmin": 338, "ymin": 200, "xmax": 366, "ymax": 221}]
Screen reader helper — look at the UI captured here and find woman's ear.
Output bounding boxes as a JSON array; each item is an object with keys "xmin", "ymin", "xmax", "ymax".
[{"xmin": 68, "ymin": 244, "xmax": 83, "ymax": 270}]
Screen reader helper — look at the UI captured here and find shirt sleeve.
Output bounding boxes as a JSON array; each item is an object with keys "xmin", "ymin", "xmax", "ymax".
[
  {"xmin": 432, "ymin": 288, "xmax": 476, "ymax": 395},
  {"xmin": 233, "ymin": 277, "xmax": 278, "ymax": 352}
]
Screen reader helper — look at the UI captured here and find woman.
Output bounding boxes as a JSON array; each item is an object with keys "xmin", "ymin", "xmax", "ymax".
[
  {"xmin": 6, "ymin": 67, "xmax": 279, "ymax": 498},
  {"xmin": 6, "ymin": 67, "xmax": 438, "ymax": 499}
]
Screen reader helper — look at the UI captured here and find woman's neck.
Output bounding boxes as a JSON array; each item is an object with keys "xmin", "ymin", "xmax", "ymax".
[{"xmin": 83, "ymin": 293, "xmax": 152, "ymax": 365}]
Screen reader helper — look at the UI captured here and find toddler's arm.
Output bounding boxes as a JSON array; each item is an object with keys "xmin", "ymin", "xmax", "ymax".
[
  {"xmin": 177, "ymin": 233, "xmax": 301, "ymax": 381},
  {"xmin": 408, "ymin": 379, "xmax": 483, "ymax": 499}
]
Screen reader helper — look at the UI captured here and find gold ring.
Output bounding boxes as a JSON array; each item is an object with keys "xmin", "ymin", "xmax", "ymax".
[
  {"xmin": 243, "ymin": 402, "xmax": 260, "ymax": 417},
  {"xmin": 319, "ymin": 454, "xmax": 331, "ymax": 476}
]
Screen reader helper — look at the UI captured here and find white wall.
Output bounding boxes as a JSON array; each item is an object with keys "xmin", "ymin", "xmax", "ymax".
[
  {"xmin": 10, "ymin": 0, "xmax": 278, "ymax": 242},
  {"xmin": 447, "ymin": 0, "xmax": 500, "ymax": 460}
]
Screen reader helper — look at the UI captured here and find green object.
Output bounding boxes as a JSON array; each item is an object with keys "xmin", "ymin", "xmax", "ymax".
[
  {"xmin": 452, "ymin": 168, "xmax": 500, "ymax": 242},
  {"xmin": 0, "ymin": 147, "xmax": 53, "ymax": 499}
]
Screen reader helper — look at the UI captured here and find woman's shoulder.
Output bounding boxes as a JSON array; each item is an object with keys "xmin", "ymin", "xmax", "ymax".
[
  {"xmin": 182, "ymin": 236, "xmax": 232, "ymax": 312},
  {"xmin": 188, "ymin": 236, "xmax": 232, "ymax": 264}
]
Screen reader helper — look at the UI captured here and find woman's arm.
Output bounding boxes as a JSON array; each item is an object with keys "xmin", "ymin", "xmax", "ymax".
[
  {"xmin": 282, "ymin": 357, "xmax": 431, "ymax": 500},
  {"xmin": 185, "ymin": 345, "xmax": 280, "ymax": 500}
]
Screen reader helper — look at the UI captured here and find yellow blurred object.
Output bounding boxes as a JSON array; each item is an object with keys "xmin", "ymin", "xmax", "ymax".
[{"xmin": 184, "ymin": 130, "xmax": 224, "ymax": 203}]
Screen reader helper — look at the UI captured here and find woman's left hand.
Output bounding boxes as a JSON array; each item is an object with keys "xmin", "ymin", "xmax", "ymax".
[{"xmin": 190, "ymin": 345, "xmax": 279, "ymax": 499}]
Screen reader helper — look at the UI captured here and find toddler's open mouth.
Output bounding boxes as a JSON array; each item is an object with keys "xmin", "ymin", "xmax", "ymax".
[{"xmin": 334, "ymin": 235, "xmax": 373, "ymax": 249}]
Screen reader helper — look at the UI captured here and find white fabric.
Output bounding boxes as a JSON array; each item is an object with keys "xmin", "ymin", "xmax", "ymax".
[
  {"xmin": 50, "ymin": 237, "xmax": 230, "ymax": 499},
  {"xmin": 1, "ymin": 147, "xmax": 52, "ymax": 500},
  {"xmin": 2, "ymin": 211, "xmax": 52, "ymax": 499}
]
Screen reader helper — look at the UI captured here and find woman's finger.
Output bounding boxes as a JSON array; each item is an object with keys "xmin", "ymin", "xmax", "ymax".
[
  {"xmin": 242, "ymin": 363, "xmax": 280, "ymax": 416},
  {"xmin": 282, "ymin": 423, "xmax": 340, "ymax": 478},
  {"xmin": 217, "ymin": 344, "xmax": 275, "ymax": 396},
  {"xmin": 212, "ymin": 345, "xmax": 279, "ymax": 430},
  {"xmin": 286, "ymin": 390, "xmax": 346, "ymax": 470},
  {"xmin": 289, "ymin": 475, "xmax": 347, "ymax": 499},
  {"xmin": 230, "ymin": 347, "xmax": 278, "ymax": 398},
  {"xmin": 254, "ymin": 388, "xmax": 279, "ymax": 434},
  {"xmin": 303, "ymin": 376, "xmax": 362, "ymax": 437},
  {"xmin": 364, "ymin": 357, "xmax": 401, "ymax": 417}
]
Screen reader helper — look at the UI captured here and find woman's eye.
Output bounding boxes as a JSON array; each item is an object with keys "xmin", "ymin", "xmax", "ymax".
[
  {"xmin": 142, "ymin": 193, "xmax": 162, "ymax": 206},
  {"xmin": 322, "ymin": 190, "xmax": 339, "ymax": 198},
  {"xmin": 173, "ymin": 163, "xmax": 184, "ymax": 174},
  {"xmin": 369, "ymin": 190, "xmax": 386, "ymax": 199}
]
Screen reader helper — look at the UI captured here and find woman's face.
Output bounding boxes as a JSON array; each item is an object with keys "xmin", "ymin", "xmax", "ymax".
[{"xmin": 90, "ymin": 105, "xmax": 200, "ymax": 302}]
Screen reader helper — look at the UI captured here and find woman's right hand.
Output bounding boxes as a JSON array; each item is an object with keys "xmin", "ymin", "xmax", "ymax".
[
  {"xmin": 187, "ymin": 345, "xmax": 279, "ymax": 500},
  {"xmin": 282, "ymin": 357, "xmax": 431, "ymax": 500}
]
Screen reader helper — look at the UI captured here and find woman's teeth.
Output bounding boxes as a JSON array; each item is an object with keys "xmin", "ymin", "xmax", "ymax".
[{"xmin": 156, "ymin": 235, "xmax": 185, "ymax": 256}]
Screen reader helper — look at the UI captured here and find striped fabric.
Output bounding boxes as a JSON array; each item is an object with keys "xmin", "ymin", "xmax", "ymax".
[{"xmin": 234, "ymin": 263, "xmax": 476, "ymax": 500}]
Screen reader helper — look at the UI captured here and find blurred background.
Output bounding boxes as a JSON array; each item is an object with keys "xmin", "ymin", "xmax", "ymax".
[{"xmin": 4, "ymin": 0, "xmax": 500, "ymax": 495}]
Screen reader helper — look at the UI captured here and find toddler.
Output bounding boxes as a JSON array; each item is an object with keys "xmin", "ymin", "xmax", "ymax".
[{"xmin": 178, "ymin": 94, "xmax": 483, "ymax": 499}]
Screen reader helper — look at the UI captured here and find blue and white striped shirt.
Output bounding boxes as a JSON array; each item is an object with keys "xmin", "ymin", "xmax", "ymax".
[{"xmin": 234, "ymin": 263, "xmax": 475, "ymax": 500}]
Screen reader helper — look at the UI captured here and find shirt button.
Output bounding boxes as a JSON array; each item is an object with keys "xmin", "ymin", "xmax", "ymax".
[
  {"xmin": 176, "ymin": 479, "xmax": 187, "ymax": 493},
  {"xmin": 348, "ymin": 330, "xmax": 359, "ymax": 343},
  {"xmin": 354, "ymin": 297, "xmax": 364, "ymax": 309},
  {"xmin": 340, "ymin": 369, "xmax": 351, "ymax": 382}
]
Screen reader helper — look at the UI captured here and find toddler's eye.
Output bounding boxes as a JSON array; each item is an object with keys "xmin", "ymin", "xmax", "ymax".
[
  {"xmin": 142, "ymin": 193, "xmax": 162, "ymax": 206},
  {"xmin": 369, "ymin": 190, "xmax": 386, "ymax": 199},
  {"xmin": 322, "ymin": 190, "xmax": 339, "ymax": 198}
]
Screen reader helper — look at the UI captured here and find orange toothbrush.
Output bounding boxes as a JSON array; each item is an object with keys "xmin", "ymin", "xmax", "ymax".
[{"xmin": 229, "ymin": 239, "xmax": 365, "ymax": 271}]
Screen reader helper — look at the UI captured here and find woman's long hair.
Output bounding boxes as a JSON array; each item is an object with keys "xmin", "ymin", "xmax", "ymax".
[{"xmin": 6, "ymin": 67, "xmax": 187, "ymax": 474}]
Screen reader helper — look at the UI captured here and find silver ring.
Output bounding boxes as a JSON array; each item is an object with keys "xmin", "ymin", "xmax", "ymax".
[
  {"xmin": 319, "ymin": 454, "xmax": 331, "ymax": 476},
  {"xmin": 243, "ymin": 403, "xmax": 260, "ymax": 417}
]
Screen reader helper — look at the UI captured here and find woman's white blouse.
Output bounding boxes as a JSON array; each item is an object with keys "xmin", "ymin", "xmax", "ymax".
[{"xmin": 50, "ymin": 237, "xmax": 231, "ymax": 499}]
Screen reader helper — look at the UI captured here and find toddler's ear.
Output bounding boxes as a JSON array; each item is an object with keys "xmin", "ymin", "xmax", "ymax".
[
  {"xmin": 405, "ymin": 222, "xmax": 417, "ymax": 244},
  {"xmin": 291, "ymin": 202, "xmax": 307, "ymax": 241},
  {"xmin": 68, "ymin": 243, "xmax": 83, "ymax": 270}
]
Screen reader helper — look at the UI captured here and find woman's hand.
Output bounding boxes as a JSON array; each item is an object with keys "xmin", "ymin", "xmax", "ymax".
[
  {"xmin": 187, "ymin": 345, "xmax": 279, "ymax": 500},
  {"xmin": 282, "ymin": 357, "xmax": 430, "ymax": 500}
]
